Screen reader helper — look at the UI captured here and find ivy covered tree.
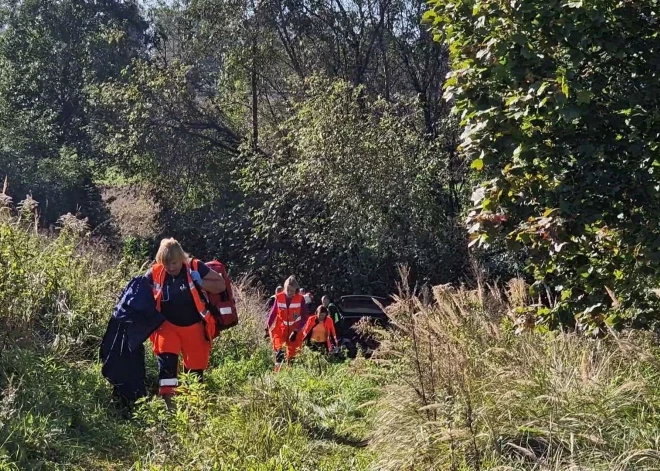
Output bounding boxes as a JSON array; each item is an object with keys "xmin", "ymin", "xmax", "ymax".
[{"xmin": 425, "ymin": 0, "xmax": 660, "ymax": 332}]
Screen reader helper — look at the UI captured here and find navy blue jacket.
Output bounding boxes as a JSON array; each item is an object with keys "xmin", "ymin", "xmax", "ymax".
[{"xmin": 100, "ymin": 275, "xmax": 164, "ymax": 402}]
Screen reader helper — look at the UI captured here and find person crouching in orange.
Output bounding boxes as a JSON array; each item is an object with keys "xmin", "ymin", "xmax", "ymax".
[
  {"xmin": 147, "ymin": 238, "xmax": 225, "ymax": 408},
  {"xmin": 301, "ymin": 306, "xmax": 338, "ymax": 354},
  {"xmin": 267, "ymin": 276, "xmax": 308, "ymax": 371}
]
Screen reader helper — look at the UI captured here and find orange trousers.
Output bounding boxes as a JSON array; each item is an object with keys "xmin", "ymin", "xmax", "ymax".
[
  {"xmin": 271, "ymin": 329, "xmax": 303, "ymax": 361},
  {"xmin": 151, "ymin": 321, "xmax": 211, "ymax": 395}
]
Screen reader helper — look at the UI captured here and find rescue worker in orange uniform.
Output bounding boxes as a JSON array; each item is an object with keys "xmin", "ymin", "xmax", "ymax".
[
  {"xmin": 147, "ymin": 238, "xmax": 225, "ymax": 407},
  {"xmin": 301, "ymin": 306, "xmax": 338, "ymax": 354},
  {"xmin": 267, "ymin": 276, "xmax": 308, "ymax": 371}
]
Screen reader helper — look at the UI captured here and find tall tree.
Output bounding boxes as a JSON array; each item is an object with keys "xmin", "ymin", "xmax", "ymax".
[{"xmin": 0, "ymin": 0, "xmax": 150, "ymax": 223}]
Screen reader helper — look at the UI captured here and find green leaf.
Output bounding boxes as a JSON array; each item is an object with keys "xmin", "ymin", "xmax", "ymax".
[
  {"xmin": 422, "ymin": 10, "xmax": 437, "ymax": 23},
  {"xmin": 471, "ymin": 159, "xmax": 484, "ymax": 171},
  {"xmin": 561, "ymin": 78, "xmax": 569, "ymax": 98},
  {"xmin": 512, "ymin": 33, "xmax": 526, "ymax": 45},
  {"xmin": 536, "ymin": 82, "xmax": 549, "ymax": 96},
  {"xmin": 560, "ymin": 106, "xmax": 580, "ymax": 122},
  {"xmin": 576, "ymin": 90, "xmax": 592, "ymax": 104},
  {"xmin": 513, "ymin": 144, "xmax": 523, "ymax": 158}
]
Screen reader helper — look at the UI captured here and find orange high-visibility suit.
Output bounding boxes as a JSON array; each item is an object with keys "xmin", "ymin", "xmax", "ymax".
[
  {"xmin": 301, "ymin": 314, "xmax": 338, "ymax": 351},
  {"xmin": 268, "ymin": 292, "xmax": 307, "ymax": 360},
  {"xmin": 149, "ymin": 260, "xmax": 215, "ymax": 396}
]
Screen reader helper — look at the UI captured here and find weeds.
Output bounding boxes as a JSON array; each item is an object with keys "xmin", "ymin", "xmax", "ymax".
[
  {"xmin": 2, "ymin": 193, "xmax": 660, "ymax": 470},
  {"xmin": 370, "ymin": 269, "xmax": 660, "ymax": 471}
]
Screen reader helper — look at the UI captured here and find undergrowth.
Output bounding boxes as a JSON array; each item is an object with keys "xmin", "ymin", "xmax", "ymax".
[
  {"xmin": 369, "ymin": 270, "xmax": 660, "ymax": 471},
  {"xmin": 0, "ymin": 194, "xmax": 380, "ymax": 470},
  {"xmin": 2, "ymin": 193, "xmax": 660, "ymax": 470}
]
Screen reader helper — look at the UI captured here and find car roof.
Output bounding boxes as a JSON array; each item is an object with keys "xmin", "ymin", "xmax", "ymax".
[{"xmin": 339, "ymin": 295, "xmax": 390, "ymax": 317}]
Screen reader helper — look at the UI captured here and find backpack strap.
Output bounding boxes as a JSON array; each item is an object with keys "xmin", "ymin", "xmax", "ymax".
[{"xmin": 189, "ymin": 259, "xmax": 220, "ymax": 316}]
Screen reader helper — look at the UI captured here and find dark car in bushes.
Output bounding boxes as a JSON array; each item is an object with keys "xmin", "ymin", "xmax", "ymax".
[{"xmin": 335, "ymin": 295, "xmax": 391, "ymax": 358}]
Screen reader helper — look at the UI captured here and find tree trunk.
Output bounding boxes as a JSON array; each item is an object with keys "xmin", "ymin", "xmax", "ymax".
[{"xmin": 251, "ymin": 33, "xmax": 259, "ymax": 149}]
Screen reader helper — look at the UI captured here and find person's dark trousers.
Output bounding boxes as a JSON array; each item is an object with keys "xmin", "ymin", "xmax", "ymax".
[{"xmin": 309, "ymin": 341, "xmax": 328, "ymax": 354}]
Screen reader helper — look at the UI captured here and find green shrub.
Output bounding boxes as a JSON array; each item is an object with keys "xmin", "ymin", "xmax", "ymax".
[
  {"xmin": 0, "ymin": 196, "xmax": 133, "ymax": 356},
  {"xmin": 425, "ymin": 0, "xmax": 660, "ymax": 330}
]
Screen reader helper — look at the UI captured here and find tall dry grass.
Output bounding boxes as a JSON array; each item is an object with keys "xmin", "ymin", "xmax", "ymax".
[{"xmin": 369, "ymin": 269, "xmax": 660, "ymax": 471}]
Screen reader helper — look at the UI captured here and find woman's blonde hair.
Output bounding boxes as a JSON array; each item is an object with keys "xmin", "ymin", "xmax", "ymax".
[
  {"xmin": 283, "ymin": 276, "xmax": 299, "ymax": 291},
  {"xmin": 155, "ymin": 238, "xmax": 189, "ymax": 265}
]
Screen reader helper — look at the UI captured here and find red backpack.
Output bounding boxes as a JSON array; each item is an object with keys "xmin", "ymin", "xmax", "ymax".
[{"xmin": 203, "ymin": 260, "xmax": 239, "ymax": 337}]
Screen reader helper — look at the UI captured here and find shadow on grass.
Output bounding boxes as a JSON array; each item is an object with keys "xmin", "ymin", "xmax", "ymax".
[{"xmin": 302, "ymin": 422, "xmax": 369, "ymax": 448}]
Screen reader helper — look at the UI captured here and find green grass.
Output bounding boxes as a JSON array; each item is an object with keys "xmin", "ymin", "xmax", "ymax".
[
  {"xmin": 0, "ymin": 345, "xmax": 381, "ymax": 470},
  {"xmin": 3, "ymin": 196, "xmax": 660, "ymax": 470},
  {"xmin": 0, "ymin": 349, "xmax": 146, "ymax": 470},
  {"xmin": 131, "ymin": 352, "xmax": 380, "ymax": 470}
]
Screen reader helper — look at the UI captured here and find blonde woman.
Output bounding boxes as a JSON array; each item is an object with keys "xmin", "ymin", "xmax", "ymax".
[
  {"xmin": 267, "ymin": 276, "xmax": 309, "ymax": 371},
  {"xmin": 147, "ymin": 238, "xmax": 224, "ymax": 403}
]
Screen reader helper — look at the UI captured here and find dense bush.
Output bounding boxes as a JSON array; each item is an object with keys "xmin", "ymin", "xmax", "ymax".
[
  {"xmin": 0, "ymin": 194, "xmax": 143, "ymax": 468},
  {"xmin": 425, "ymin": 0, "xmax": 660, "ymax": 330},
  {"xmin": 239, "ymin": 77, "xmax": 467, "ymax": 296},
  {"xmin": 0, "ymin": 194, "xmax": 132, "ymax": 355}
]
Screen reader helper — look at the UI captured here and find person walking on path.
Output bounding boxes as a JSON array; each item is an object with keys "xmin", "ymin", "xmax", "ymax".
[
  {"xmin": 267, "ymin": 286, "xmax": 283, "ymax": 313},
  {"xmin": 146, "ymin": 238, "xmax": 225, "ymax": 407},
  {"xmin": 267, "ymin": 276, "xmax": 308, "ymax": 371},
  {"xmin": 301, "ymin": 305, "xmax": 338, "ymax": 354},
  {"xmin": 322, "ymin": 295, "xmax": 343, "ymax": 338}
]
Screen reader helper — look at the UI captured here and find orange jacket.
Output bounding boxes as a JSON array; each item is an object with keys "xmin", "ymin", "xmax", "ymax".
[
  {"xmin": 302, "ymin": 315, "xmax": 337, "ymax": 349},
  {"xmin": 151, "ymin": 259, "xmax": 214, "ymax": 339},
  {"xmin": 271, "ymin": 292, "xmax": 305, "ymax": 336}
]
